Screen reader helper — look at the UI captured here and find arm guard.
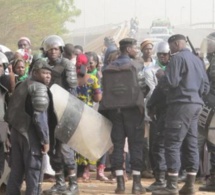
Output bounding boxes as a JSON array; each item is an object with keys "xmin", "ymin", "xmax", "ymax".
[
  {"xmin": 28, "ymin": 82, "xmax": 49, "ymax": 112},
  {"xmin": 64, "ymin": 59, "xmax": 78, "ymax": 89}
]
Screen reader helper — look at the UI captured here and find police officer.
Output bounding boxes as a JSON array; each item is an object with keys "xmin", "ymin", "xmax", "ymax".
[
  {"xmin": 5, "ymin": 59, "xmax": 54, "ymax": 194},
  {"xmin": 0, "ymin": 52, "xmax": 10, "ymax": 179},
  {"xmin": 146, "ymin": 41, "xmax": 170, "ymax": 192},
  {"xmin": 41, "ymin": 35, "xmax": 79, "ymax": 195},
  {"xmin": 102, "ymin": 38, "xmax": 145, "ymax": 194},
  {"xmin": 198, "ymin": 32, "xmax": 215, "ymax": 192},
  {"xmin": 152, "ymin": 34, "xmax": 210, "ymax": 195}
]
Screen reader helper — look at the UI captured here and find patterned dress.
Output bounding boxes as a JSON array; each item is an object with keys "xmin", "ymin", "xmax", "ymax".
[{"xmin": 76, "ymin": 74, "xmax": 102, "ymax": 165}]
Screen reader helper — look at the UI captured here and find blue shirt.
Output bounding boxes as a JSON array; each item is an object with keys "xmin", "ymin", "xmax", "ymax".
[
  {"xmin": 165, "ymin": 48, "xmax": 210, "ymax": 105},
  {"xmin": 111, "ymin": 54, "xmax": 131, "ymax": 66}
]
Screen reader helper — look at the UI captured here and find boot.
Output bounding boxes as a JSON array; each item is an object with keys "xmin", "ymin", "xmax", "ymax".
[
  {"xmin": 152, "ymin": 175, "xmax": 178, "ymax": 195},
  {"xmin": 96, "ymin": 164, "xmax": 109, "ymax": 181},
  {"xmin": 62, "ymin": 176, "xmax": 79, "ymax": 195},
  {"xmin": 199, "ymin": 174, "xmax": 215, "ymax": 192},
  {"xmin": 146, "ymin": 171, "xmax": 166, "ymax": 192},
  {"xmin": 43, "ymin": 173, "xmax": 67, "ymax": 195},
  {"xmin": 132, "ymin": 175, "xmax": 146, "ymax": 194},
  {"xmin": 179, "ymin": 174, "xmax": 196, "ymax": 195},
  {"xmin": 178, "ymin": 170, "xmax": 187, "ymax": 183},
  {"xmin": 141, "ymin": 170, "xmax": 154, "ymax": 178},
  {"xmin": 115, "ymin": 176, "xmax": 125, "ymax": 194}
]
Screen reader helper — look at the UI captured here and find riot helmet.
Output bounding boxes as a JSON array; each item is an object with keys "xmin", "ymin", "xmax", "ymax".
[
  {"xmin": 156, "ymin": 41, "xmax": 170, "ymax": 54},
  {"xmin": 201, "ymin": 32, "xmax": 215, "ymax": 83},
  {"xmin": 0, "ymin": 52, "xmax": 9, "ymax": 69},
  {"xmin": 42, "ymin": 35, "xmax": 65, "ymax": 53},
  {"xmin": 200, "ymin": 32, "xmax": 215, "ymax": 63},
  {"xmin": 156, "ymin": 41, "xmax": 170, "ymax": 66}
]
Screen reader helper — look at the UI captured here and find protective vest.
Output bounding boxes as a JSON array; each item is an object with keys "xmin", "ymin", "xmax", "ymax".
[
  {"xmin": 5, "ymin": 80, "xmax": 30, "ymax": 139},
  {"xmin": 102, "ymin": 61, "xmax": 145, "ymax": 109},
  {"xmin": 0, "ymin": 84, "xmax": 9, "ymax": 143},
  {"xmin": 49, "ymin": 58, "xmax": 77, "ymax": 90},
  {"xmin": 0, "ymin": 84, "xmax": 7, "ymax": 121},
  {"xmin": 49, "ymin": 59, "xmax": 66, "ymax": 88}
]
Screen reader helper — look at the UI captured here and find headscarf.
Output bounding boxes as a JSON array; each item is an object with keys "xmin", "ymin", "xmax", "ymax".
[
  {"xmin": 140, "ymin": 40, "xmax": 153, "ymax": 51},
  {"xmin": 76, "ymin": 54, "xmax": 88, "ymax": 75},
  {"xmin": 18, "ymin": 37, "xmax": 31, "ymax": 46},
  {"xmin": 12, "ymin": 58, "xmax": 28, "ymax": 81}
]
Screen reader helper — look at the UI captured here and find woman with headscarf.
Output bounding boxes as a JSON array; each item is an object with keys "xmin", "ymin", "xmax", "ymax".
[{"xmin": 75, "ymin": 54, "xmax": 103, "ymax": 181}]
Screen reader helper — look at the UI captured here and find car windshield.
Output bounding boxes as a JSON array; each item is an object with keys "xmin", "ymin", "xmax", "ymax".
[{"xmin": 151, "ymin": 28, "xmax": 168, "ymax": 34}]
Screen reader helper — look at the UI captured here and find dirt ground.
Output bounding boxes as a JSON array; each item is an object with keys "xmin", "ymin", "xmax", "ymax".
[{"xmin": 16, "ymin": 172, "xmax": 215, "ymax": 195}]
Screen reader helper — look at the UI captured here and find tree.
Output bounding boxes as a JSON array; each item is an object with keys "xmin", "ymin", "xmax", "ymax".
[{"xmin": 0, "ymin": 0, "xmax": 81, "ymax": 51}]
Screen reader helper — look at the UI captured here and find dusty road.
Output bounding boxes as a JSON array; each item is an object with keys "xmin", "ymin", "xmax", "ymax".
[{"xmin": 17, "ymin": 173, "xmax": 215, "ymax": 195}]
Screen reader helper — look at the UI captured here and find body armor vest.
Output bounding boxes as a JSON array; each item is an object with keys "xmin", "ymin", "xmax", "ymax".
[
  {"xmin": 0, "ymin": 84, "xmax": 7, "ymax": 121},
  {"xmin": 49, "ymin": 58, "xmax": 67, "ymax": 88},
  {"xmin": 5, "ymin": 80, "xmax": 31, "ymax": 138}
]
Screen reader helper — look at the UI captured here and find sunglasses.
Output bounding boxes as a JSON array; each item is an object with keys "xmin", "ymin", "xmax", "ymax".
[{"xmin": 157, "ymin": 53, "xmax": 169, "ymax": 56}]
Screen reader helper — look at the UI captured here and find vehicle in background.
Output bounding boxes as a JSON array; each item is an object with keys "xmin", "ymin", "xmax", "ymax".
[
  {"xmin": 151, "ymin": 18, "xmax": 174, "ymax": 33},
  {"xmin": 147, "ymin": 26, "xmax": 172, "ymax": 42},
  {"xmin": 147, "ymin": 18, "xmax": 174, "ymax": 41}
]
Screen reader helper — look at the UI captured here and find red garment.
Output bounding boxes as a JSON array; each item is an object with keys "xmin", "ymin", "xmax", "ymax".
[{"xmin": 76, "ymin": 54, "xmax": 88, "ymax": 74}]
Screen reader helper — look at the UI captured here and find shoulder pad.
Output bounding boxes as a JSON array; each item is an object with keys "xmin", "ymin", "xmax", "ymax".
[
  {"xmin": 62, "ymin": 58, "xmax": 75, "ymax": 70},
  {"xmin": 28, "ymin": 81, "xmax": 49, "ymax": 112},
  {"xmin": 62, "ymin": 58, "xmax": 77, "ymax": 88}
]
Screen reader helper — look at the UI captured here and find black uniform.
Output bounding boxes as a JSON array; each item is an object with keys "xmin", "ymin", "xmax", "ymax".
[
  {"xmin": 164, "ymin": 48, "xmax": 209, "ymax": 173},
  {"xmin": 0, "ymin": 81, "xmax": 9, "ymax": 178},
  {"xmin": 6, "ymin": 79, "xmax": 55, "ymax": 195},
  {"xmin": 105, "ymin": 55, "xmax": 144, "ymax": 171},
  {"xmin": 147, "ymin": 79, "xmax": 167, "ymax": 173},
  {"xmin": 48, "ymin": 57, "xmax": 77, "ymax": 173}
]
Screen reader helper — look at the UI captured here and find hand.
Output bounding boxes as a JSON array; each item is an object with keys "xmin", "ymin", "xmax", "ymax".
[
  {"xmin": 42, "ymin": 144, "xmax": 50, "ymax": 154},
  {"xmin": 5, "ymin": 138, "xmax": 11, "ymax": 153},
  {"xmin": 148, "ymin": 108, "xmax": 156, "ymax": 121},
  {"xmin": 8, "ymin": 65, "xmax": 13, "ymax": 73}
]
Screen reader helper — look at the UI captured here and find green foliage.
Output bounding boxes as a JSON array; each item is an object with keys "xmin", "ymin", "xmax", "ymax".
[{"xmin": 0, "ymin": 0, "xmax": 81, "ymax": 51}]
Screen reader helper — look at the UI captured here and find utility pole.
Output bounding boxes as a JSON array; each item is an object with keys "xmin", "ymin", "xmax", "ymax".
[
  {"xmin": 134, "ymin": 0, "xmax": 137, "ymax": 16},
  {"xmin": 83, "ymin": 0, "xmax": 86, "ymax": 46},
  {"xmin": 180, "ymin": 6, "xmax": 185, "ymax": 25},
  {"xmin": 190, "ymin": 0, "xmax": 192, "ymax": 26},
  {"xmin": 213, "ymin": 0, "xmax": 214, "ymax": 28},
  {"xmin": 165, "ymin": 0, "xmax": 167, "ymax": 18},
  {"xmin": 104, "ymin": 0, "xmax": 106, "ymax": 25}
]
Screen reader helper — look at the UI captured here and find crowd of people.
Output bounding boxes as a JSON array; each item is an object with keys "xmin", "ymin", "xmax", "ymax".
[{"xmin": 0, "ymin": 31, "xmax": 214, "ymax": 195}]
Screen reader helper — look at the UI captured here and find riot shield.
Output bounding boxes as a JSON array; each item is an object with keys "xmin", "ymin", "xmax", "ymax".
[
  {"xmin": 198, "ymin": 92, "xmax": 215, "ymax": 145},
  {"xmin": 50, "ymin": 84, "xmax": 113, "ymax": 161},
  {"xmin": 208, "ymin": 114, "xmax": 215, "ymax": 145}
]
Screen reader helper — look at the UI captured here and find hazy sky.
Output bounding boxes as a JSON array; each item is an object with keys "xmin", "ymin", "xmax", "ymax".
[{"xmin": 69, "ymin": 0, "xmax": 213, "ymax": 30}]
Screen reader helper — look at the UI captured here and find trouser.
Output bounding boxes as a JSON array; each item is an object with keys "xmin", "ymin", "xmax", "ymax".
[
  {"xmin": 198, "ymin": 121, "xmax": 215, "ymax": 172},
  {"xmin": 7, "ymin": 129, "xmax": 42, "ymax": 195},
  {"xmin": 207, "ymin": 142, "xmax": 215, "ymax": 173},
  {"xmin": 142, "ymin": 137, "xmax": 150, "ymax": 171},
  {"xmin": 164, "ymin": 103, "xmax": 202, "ymax": 173},
  {"xmin": 49, "ymin": 139, "xmax": 76, "ymax": 173},
  {"xmin": 108, "ymin": 107, "xmax": 144, "ymax": 171},
  {"xmin": 0, "ymin": 142, "xmax": 5, "ymax": 177},
  {"xmin": 152, "ymin": 114, "xmax": 166, "ymax": 172},
  {"xmin": 149, "ymin": 120, "xmax": 157, "ymax": 171}
]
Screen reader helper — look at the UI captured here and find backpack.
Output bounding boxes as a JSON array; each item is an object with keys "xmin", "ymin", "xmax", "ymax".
[{"xmin": 102, "ymin": 61, "xmax": 145, "ymax": 109}]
